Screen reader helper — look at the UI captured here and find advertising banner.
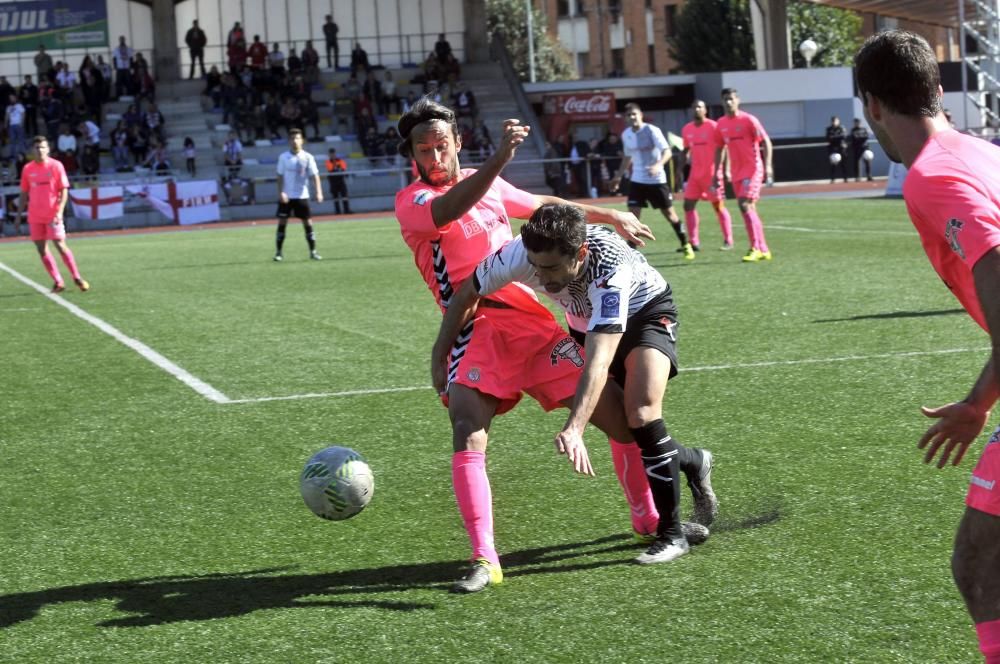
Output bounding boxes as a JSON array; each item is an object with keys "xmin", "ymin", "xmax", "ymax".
[{"xmin": 0, "ymin": 0, "xmax": 108, "ymax": 53}]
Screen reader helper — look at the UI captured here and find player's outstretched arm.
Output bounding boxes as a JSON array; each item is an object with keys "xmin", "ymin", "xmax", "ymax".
[
  {"xmin": 430, "ymin": 119, "xmax": 529, "ymax": 226},
  {"xmin": 431, "ymin": 278, "xmax": 481, "ymax": 395},
  {"xmin": 555, "ymin": 331, "xmax": 622, "ymax": 476},
  {"xmin": 919, "ymin": 248, "xmax": 1000, "ymax": 467}
]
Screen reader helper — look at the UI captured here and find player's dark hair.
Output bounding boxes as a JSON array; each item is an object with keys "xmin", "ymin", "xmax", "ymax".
[
  {"xmin": 624, "ymin": 102, "xmax": 642, "ymax": 113},
  {"xmin": 521, "ymin": 204, "xmax": 587, "ymax": 258},
  {"xmin": 397, "ymin": 97, "xmax": 458, "ymax": 158},
  {"xmin": 32, "ymin": 135, "xmax": 47, "ymax": 146},
  {"xmin": 721, "ymin": 87, "xmax": 738, "ymax": 98},
  {"xmin": 855, "ymin": 30, "xmax": 941, "ymax": 117},
  {"xmin": 289, "ymin": 128, "xmax": 304, "ymax": 139}
]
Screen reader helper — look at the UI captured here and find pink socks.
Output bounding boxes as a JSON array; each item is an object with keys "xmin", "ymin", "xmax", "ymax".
[
  {"xmin": 59, "ymin": 248, "xmax": 82, "ymax": 281},
  {"xmin": 452, "ymin": 450, "xmax": 499, "ymax": 565},
  {"xmin": 977, "ymin": 618, "xmax": 1000, "ymax": 663},
  {"xmin": 683, "ymin": 210, "xmax": 700, "ymax": 247},
  {"xmin": 609, "ymin": 439, "xmax": 658, "ymax": 535},
  {"xmin": 40, "ymin": 252, "xmax": 62, "ymax": 285},
  {"xmin": 742, "ymin": 210, "xmax": 769, "ymax": 252}
]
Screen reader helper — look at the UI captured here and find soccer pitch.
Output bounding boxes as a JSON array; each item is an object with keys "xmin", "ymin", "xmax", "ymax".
[{"xmin": 0, "ymin": 197, "xmax": 986, "ymax": 663}]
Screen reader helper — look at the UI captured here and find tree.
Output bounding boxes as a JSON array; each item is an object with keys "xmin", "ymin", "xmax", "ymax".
[
  {"xmin": 669, "ymin": 0, "xmax": 756, "ymax": 73},
  {"xmin": 788, "ymin": 1, "xmax": 863, "ymax": 68},
  {"xmin": 486, "ymin": 0, "xmax": 577, "ymax": 82}
]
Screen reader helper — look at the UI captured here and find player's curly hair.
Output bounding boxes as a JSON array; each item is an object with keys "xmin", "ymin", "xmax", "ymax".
[
  {"xmin": 397, "ymin": 97, "xmax": 458, "ymax": 158},
  {"xmin": 521, "ymin": 204, "xmax": 587, "ymax": 258}
]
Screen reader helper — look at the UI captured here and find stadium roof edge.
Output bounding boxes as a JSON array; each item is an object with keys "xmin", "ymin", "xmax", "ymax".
[
  {"xmin": 523, "ymin": 74, "xmax": 697, "ymax": 94},
  {"xmin": 807, "ymin": 0, "xmax": 967, "ymax": 28}
]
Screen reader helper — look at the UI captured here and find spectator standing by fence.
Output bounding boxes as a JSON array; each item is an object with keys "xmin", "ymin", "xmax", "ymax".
[
  {"xmin": 325, "ymin": 147, "xmax": 350, "ymax": 214},
  {"xmin": 323, "ymin": 15, "xmax": 339, "ymax": 70},
  {"xmin": 185, "ymin": 20, "xmax": 207, "ymax": 79}
]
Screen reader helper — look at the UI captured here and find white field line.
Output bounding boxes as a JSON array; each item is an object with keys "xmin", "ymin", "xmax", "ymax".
[
  {"xmin": 768, "ymin": 224, "xmax": 914, "ymax": 236},
  {"xmin": 0, "ymin": 261, "xmax": 231, "ymax": 404},
  {"xmin": 3, "ymin": 260, "xmax": 985, "ymax": 405}
]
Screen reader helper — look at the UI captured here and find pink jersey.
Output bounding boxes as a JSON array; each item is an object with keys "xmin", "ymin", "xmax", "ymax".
[
  {"xmin": 682, "ymin": 119, "xmax": 720, "ymax": 181},
  {"xmin": 20, "ymin": 158, "xmax": 69, "ymax": 225},
  {"xmin": 904, "ymin": 129, "xmax": 1000, "ymax": 331},
  {"xmin": 395, "ymin": 168, "xmax": 548, "ymax": 316},
  {"xmin": 715, "ymin": 111, "xmax": 767, "ymax": 179}
]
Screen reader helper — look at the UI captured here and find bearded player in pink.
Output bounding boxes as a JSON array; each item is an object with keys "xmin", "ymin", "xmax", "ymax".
[
  {"xmin": 712, "ymin": 88, "xmax": 773, "ymax": 262},
  {"xmin": 682, "ymin": 99, "xmax": 733, "ymax": 250},
  {"xmin": 394, "ymin": 98, "xmax": 710, "ymax": 593},
  {"xmin": 16, "ymin": 135, "xmax": 89, "ymax": 293},
  {"xmin": 856, "ymin": 30, "xmax": 1000, "ymax": 663}
]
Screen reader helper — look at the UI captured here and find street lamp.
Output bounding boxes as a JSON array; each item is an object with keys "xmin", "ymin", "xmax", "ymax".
[{"xmin": 799, "ymin": 39, "xmax": 818, "ymax": 68}]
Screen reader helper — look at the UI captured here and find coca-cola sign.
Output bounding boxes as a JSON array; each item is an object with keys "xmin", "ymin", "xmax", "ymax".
[{"xmin": 543, "ymin": 93, "xmax": 616, "ymax": 119}]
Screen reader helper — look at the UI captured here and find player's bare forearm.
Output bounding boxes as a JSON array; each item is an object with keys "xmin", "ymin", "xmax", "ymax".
[
  {"xmin": 562, "ymin": 333, "xmax": 619, "ymax": 435},
  {"xmin": 431, "ymin": 279, "xmax": 480, "ymax": 393},
  {"xmin": 762, "ymin": 137, "xmax": 773, "ymax": 172},
  {"xmin": 57, "ymin": 189, "xmax": 67, "ymax": 217},
  {"xmin": 972, "ymin": 249, "xmax": 1000, "ymax": 411}
]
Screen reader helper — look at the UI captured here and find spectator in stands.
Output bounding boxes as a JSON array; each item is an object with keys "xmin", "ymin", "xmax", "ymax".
[
  {"xmin": 203, "ymin": 66, "xmax": 222, "ymax": 108},
  {"xmin": 78, "ymin": 119, "xmax": 100, "ymax": 175},
  {"xmin": 223, "ymin": 130, "xmax": 242, "ymax": 175},
  {"xmin": 355, "ymin": 100, "xmax": 376, "ymax": 138},
  {"xmin": 543, "ymin": 140, "xmax": 565, "ymax": 197},
  {"xmin": 54, "ymin": 62, "xmax": 76, "ymax": 92},
  {"xmin": 227, "ymin": 22, "xmax": 244, "ymax": 50},
  {"xmin": 342, "ymin": 73, "xmax": 361, "ymax": 105},
  {"xmin": 279, "ymin": 96, "xmax": 301, "ymax": 136},
  {"xmin": 19, "ymin": 74, "xmax": 38, "ymax": 137},
  {"xmin": 40, "ymin": 89, "xmax": 63, "ymax": 140},
  {"xmin": 587, "ymin": 137, "xmax": 604, "ymax": 196},
  {"xmin": 34, "ymin": 45, "xmax": 53, "ymax": 84},
  {"xmin": 442, "ymin": 53, "xmax": 461, "ymax": 82},
  {"xmin": 350, "ymin": 42, "xmax": 370, "ymax": 76},
  {"xmin": 96, "ymin": 56, "xmax": 112, "ymax": 102},
  {"xmin": 55, "ymin": 123, "xmax": 78, "ymax": 175},
  {"xmin": 144, "ymin": 138, "xmax": 171, "ymax": 175},
  {"xmin": 325, "ymin": 147, "xmax": 350, "ymax": 214},
  {"xmin": 269, "ymin": 43, "xmax": 286, "ymax": 80},
  {"xmin": 0, "ymin": 76, "xmax": 14, "ymax": 119},
  {"xmin": 298, "ymin": 98, "xmax": 320, "ymax": 140},
  {"xmin": 80, "ymin": 66, "xmax": 103, "ymax": 124},
  {"xmin": 425, "ymin": 79, "xmax": 442, "ymax": 103},
  {"xmin": 110, "ymin": 120, "xmax": 131, "ymax": 171},
  {"xmin": 183, "ymin": 137, "xmax": 196, "ymax": 176},
  {"xmin": 401, "ymin": 90, "xmax": 418, "ymax": 113},
  {"xmin": 5, "ymin": 93, "xmax": 26, "ymax": 156},
  {"xmin": 219, "ymin": 73, "xmax": 241, "ymax": 126},
  {"xmin": 383, "ymin": 126, "xmax": 401, "ymax": 164},
  {"xmin": 363, "ymin": 71, "xmax": 382, "ymax": 115},
  {"xmin": 435, "ymin": 33, "xmax": 452, "ymax": 62},
  {"xmin": 132, "ymin": 52, "xmax": 152, "ymax": 98},
  {"xmin": 228, "ymin": 35, "xmax": 247, "ymax": 75},
  {"xmin": 471, "ymin": 119, "xmax": 494, "ymax": 160},
  {"xmin": 381, "ymin": 70, "xmax": 399, "ymax": 115},
  {"xmin": 248, "ymin": 35, "xmax": 268, "ymax": 71},
  {"xmin": 265, "ymin": 94, "xmax": 283, "ymax": 139},
  {"xmin": 287, "ymin": 47, "xmax": 302, "ymax": 76},
  {"xmin": 323, "ymin": 14, "xmax": 340, "ymax": 69},
  {"xmin": 128, "ymin": 125, "xmax": 147, "ymax": 164},
  {"xmin": 600, "ymin": 131, "xmax": 623, "ymax": 182},
  {"xmin": 112, "ymin": 36, "xmax": 133, "ymax": 99},
  {"xmin": 362, "ymin": 126, "xmax": 385, "ymax": 166},
  {"xmin": 453, "ymin": 82, "xmax": 477, "ymax": 120},
  {"xmin": 569, "ymin": 133, "xmax": 590, "ymax": 197},
  {"xmin": 185, "ymin": 19, "xmax": 207, "ymax": 79},
  {"xmin": 143, "ymin": 102, "xmax": 165, "ymax": 142},
  {"xmin": 122, "ymin": 102, "xmax": 142, "ymax": 129},
  {"xmin": 301, "ymin": 40, "xmax": 320, "ymax": 85}
]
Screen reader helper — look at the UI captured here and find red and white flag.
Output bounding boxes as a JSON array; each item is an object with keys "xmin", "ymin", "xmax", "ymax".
[
  {"xmin": 127, "ymin": 180, "xmax": 221, "ymax": 225},
  {"xmin": 69, "ymin": 186, "xmax": 124, "ymax": 220}
]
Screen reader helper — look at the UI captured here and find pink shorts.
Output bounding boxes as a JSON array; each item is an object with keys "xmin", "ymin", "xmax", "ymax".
[
  {"xmin": 966, "ymin": 427, "xmax": 1000, "ymax": 516},
  {"xmin": 445, "ymin": 305, "xmax": 582, "ymax": 416},
  {"xmin": 683, "ymin": 175, "xmax": 725, "ymax": 202},
  {"xmin": 29, "ymin": 220, "xmax": 66, "ymax": 242},
  {"xmin": 733, "ymin": 173, "xmax": 763, "ymax": 201}
]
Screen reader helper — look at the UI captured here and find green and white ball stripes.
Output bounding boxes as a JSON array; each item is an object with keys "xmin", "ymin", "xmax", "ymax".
[{"xmin": 300, "ymin": 446, "xmax": 374, "ymax": 521}]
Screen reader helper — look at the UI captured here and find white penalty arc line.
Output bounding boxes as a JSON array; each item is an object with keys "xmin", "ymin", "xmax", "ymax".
[
  {"xmin": 0, "ymin": 261, "xmax": 231, "ymax": 404},
  {"xmin": 768, "ymin": 224, "xmax": 914, "ymax": 236},
  {"xmin": 225, "ymin": 346, "xmax": 989, "ymax": 404}
]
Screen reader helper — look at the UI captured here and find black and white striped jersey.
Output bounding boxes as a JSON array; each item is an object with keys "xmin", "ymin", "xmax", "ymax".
[{"xmin": 472, "ymin": 225, "xmax": 671, "ymax": 333}]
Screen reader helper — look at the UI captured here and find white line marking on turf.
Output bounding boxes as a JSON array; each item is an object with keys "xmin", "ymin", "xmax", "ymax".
[
  {"xmin": 226, "ymin": 346, "xmax": 988, "ymax": 404},
  {"xmin": 0, "ymin": 261, "xmax": 232, "ymax": 404},
  {"xmin": 768, "ymin": 224, "xmax": 914, "ymax": 236}
]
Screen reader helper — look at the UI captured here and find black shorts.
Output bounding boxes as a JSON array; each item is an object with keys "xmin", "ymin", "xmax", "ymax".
[
  {"xmin": 627, "ymin": 181, "xmax": 673, "ymax": 210},
  {"xmin": 570, "ymin": 292, "xmax": 679, "ymax": 388},
  {"xmin": 277, "ymin": 198, "xmax": 311, "ymax": 221}
]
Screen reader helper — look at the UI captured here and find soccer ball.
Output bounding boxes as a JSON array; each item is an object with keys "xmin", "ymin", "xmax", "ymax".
[
  {"xmin": 300, "ymin": 446, "xmax": 374, "ymax": 521},
  {"xmin": 829, "ymin": 152, "xmax": 842, "ymax": 165},
  {"xmin": 862, "ymin": 149, "xmax": 875, "ymax": 162}
]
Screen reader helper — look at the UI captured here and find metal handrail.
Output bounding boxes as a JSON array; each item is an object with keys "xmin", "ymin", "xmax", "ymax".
[{"xmin": 488, "ymin": 35, "xmax": 546, "ymax": 158}]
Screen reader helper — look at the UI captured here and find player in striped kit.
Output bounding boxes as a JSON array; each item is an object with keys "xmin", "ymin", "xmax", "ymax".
[
  {"xmin": 433, "ymin": 203, "xmax": 717, "ymax": 564},
  {"xmin": 681, "ymin": 100, "xmax": 734, "ymax": 250}
]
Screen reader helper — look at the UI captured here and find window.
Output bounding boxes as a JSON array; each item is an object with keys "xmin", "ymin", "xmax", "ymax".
[
  {"xmin": 557, "ymin": 0, "xmax": 571, "ymax": 17},
  {"xmin": 665, "ymin": 4, "xmax": 677, "ymax": 38},
  {"xmin": 576, "ymin": 51, "xmax": 590, "ymax": 76},
  {"xmin": 611, "ymin": 48, "xmax": 625, "ymax": 76},
  {"xmin": 649, "ymin": 44, "xmax": 656, "ymax": 73}
]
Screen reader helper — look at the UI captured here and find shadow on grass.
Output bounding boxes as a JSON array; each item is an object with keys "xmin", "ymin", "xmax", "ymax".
[
  {"xmin": 813, "ymin": 308, "xmax": 965, "ymax": 323},
  {"xmin": 0, "ymin": 511, "xmax": 780, "ymax": 628}
]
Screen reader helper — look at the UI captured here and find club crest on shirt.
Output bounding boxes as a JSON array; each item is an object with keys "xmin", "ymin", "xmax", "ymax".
[
  {"xmin": 466, "ymin": 367, "xmax": 481, "ymax": 382},
  {"xmin": 414, "ymin": 190, "xmax": 431, "ymax": 206},
  {"xmin": 601, "ymin": 292, "xmax": 620, "ymax": 317},
  {"xmin": 945, "ymin": 218, "xmax": 966, "ymax": 259},
  {"xmin": 550, "ymin": 338, "xmax": 584, "ymax": 367}
]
